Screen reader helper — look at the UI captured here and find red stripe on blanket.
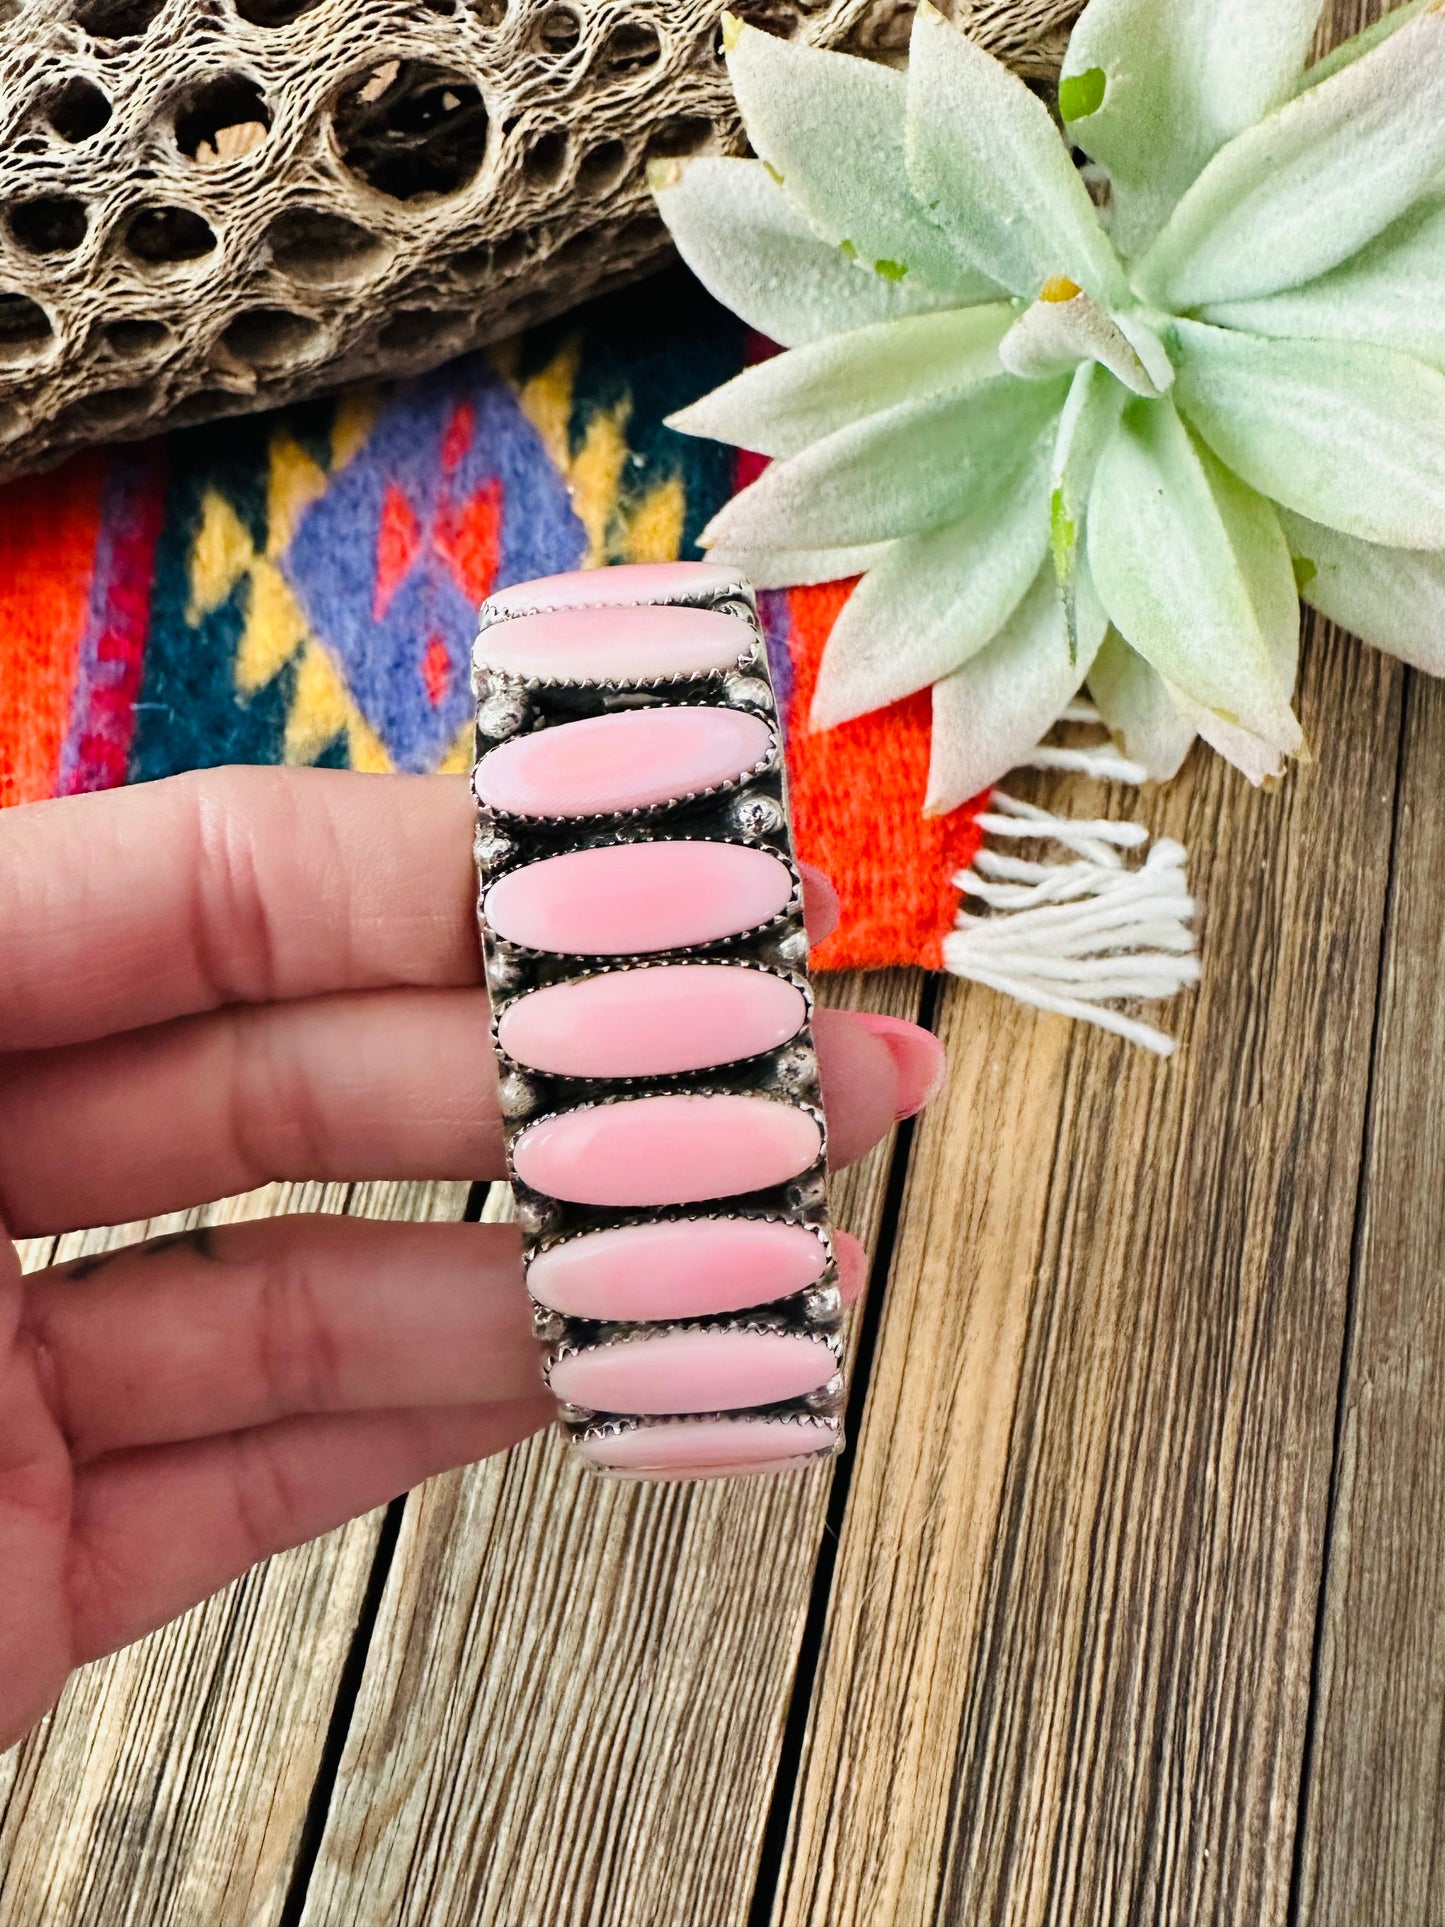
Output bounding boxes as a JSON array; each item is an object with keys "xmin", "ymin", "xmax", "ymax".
[
  {"xmin": 0, "ymin": 454, "xmax": 106, "ymax": 809},
  {"xmin": 59, "ymin": 449, "xmax": 168, "ymax": 796},
  {"xmin": 781, "ymin": 579, "xmax": 986, "ymax": 972}
]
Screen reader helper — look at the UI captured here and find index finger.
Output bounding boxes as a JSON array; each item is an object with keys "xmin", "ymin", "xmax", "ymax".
[
  {"xmin": 0, "ymin": 766, "xmax": 840, "ymax": 1050},
  {"xmin": 0, "ymin": 767, "xmax": 479, "ymax": 1051}
]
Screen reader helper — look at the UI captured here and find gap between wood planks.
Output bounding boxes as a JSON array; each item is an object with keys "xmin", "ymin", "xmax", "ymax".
[
  {"xmin": 1284, "ymin": 660, "xmax": 1412, "ymax": 1927},
  {"xmin": 745, "ymin": 975, "xmax": 946, "ymax": 1927},
  {"xmin": 275, "ymin": 1180, "xmax": 492, "ymax": 1927}
]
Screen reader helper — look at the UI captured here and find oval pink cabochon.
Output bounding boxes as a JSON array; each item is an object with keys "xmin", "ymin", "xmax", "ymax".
[
  {"xmin": 550, "ymin": 1327, "xmax": 837, "ymax": 1416},
  {"xmin": 485, "ymin": 560, "xmax": 744, "ymax": 616},
  {"xmin": 498, "ymin": 964, "xmax": 806, "ymax": 1078},
  {"xmin": 512, "ymin": 1092, "xmax": 822, "ymax": 1206},
  {"xmin": 527, "ymin": 1216, "xmax": 829, "ymax": 1320},
  {"xmin": 484, "ymin": 840, "xmax": 794, "ymax": 955},
  {"xmin": 575, "ymin": 1415, "xmax": 837, "ymax": 1477},
  {"xmin": 475, "ymin": 707, "xmax": 773, "ymax": 819},
  {"xmin": 476, "ymin": 602, "xmax": 753, "ymax": 683}
]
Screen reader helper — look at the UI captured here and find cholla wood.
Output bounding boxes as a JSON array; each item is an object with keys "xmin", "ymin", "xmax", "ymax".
[{"xmin": 0, "ymin": 0, "xmax": 1072, "ymax": 481}]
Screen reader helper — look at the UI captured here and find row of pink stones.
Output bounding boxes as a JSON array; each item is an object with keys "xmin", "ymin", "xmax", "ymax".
[{"xmin": 476, "ymin": 564, "xmax": 840, "ymax": 1479}]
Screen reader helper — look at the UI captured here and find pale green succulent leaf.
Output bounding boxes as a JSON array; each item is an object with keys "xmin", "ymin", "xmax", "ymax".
[
  {"xmin": 699, "ymin": 373, "xmax": 1069, "ymax": 554},
  {"xmin": 1196, "ymin": 439, "xmax": 1301, "ymax": 686},
  {"xmin": 1277, "ymin": 508, "xmax": 1445, "ymax": 673},
  {"xmin": 1088, "ymin": 630, "xmax": 1199, "ymax": 779},
  {"xmin": 651, "ymin": 158, "xmax": 965, "ymax": 349},
  {"xmin": 1136, "ymin": 2, "xmax": 1445, "ymax": 308},
  {"xmin": 999, "ymin": 289, "xmax": 1165, "ymax": 397},
  {"xmin": 722, "ymin": 20, "xmax": 994, "ymax": 301},
  {"xmin": 1087, "ymin": 396, "xmax": 1300, "ymax": 749},
  {"xmin": 1297, "ymin": 0, "xmax": 1431, "ymax": 90},
  {"xmin": 667, "ymin": 304, "xmax": 1014, "ymax": 460},
  {"xmin": 925, "ymin": 559, "xmax": 1106, "ymax": 814},
  {"xmin": 707, "ymin": 541, "xmax": 894, "ymax": 591},
  {"xmin": 1175, "ymin": 447, "xmax": 1301, "ymax": 786},
  {"xmin": 905, "ymin": 2, "xmax": 1128, "ymax": 305},
  {"xmin": 1185, "ymin": 705, "xmax": 1296, "ymax": 783},
  {"xmin": 1049, "ymin": 362, "xmax": 1127, "ymax": 657},
  {"xmin": 1114, "ymin": 313, "xmax": 1175, "ymax": 393},
  {"xmin": 810, "ymin": 454, "xmax": 1050, "ymax": 728},
  {"xmin": 1199, "ymin": 195, "xmax": 1445, "ymax": 375},
  {"xmin": 1061, "ymin": 0, "xmax": 1324, "ymax": 258},
  {"xmin": 1173, "ymin": 321, "xmax": 1445, "ymax": 551}
]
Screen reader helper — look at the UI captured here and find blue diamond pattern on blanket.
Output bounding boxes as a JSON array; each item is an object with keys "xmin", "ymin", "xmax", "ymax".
[{"xmin": 282, "ymin": 360, "xmax": 585, "ymax": 772}]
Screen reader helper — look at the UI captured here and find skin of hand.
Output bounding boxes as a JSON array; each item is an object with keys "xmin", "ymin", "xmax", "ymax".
[{"xmin": 0, "ymin": 766, "xmax": 946, "ymax": 1751}]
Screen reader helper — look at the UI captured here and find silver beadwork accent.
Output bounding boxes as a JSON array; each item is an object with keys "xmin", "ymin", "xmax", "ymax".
[
  {"xmin": 801, "ymin": 1282, "xmax": 843, "ymax": 1326},
  {"xmin": 772, "ymin": 926, "xmax": 810, "ymax": 968},
  {"xmin": 473, "ymin": 821, "xmax": 516, "ymax": 871},
  {"xmin": 517, "ymin": 1195, "xmax": 559, "ymax": 1238},
  {"xmin": 497, "ymin": 1070, "xmax": 540, "ymax": 1120},
  {"xmin": 714, "ymin": 597, "xmax": 759, "ymax": 627},
  {"xmin": 556, "ymin": 1401, "xmax": 597, "ymax": 1427},
  {"xmin": 730, "ymin": 792, "xmax": 785, "ymax": 839},
  {"xmin": 806, "ymin": 1373, "xmax": 846, "ymax": 1413},
  {"xmin": 770, "ymin": 1042, "xmax": 818, "ymax": 1094},
  {"xmin": 787, "ymin": 1173, "xmax": 829, "ymax": 1213},
  {"xmin": 474, "ymin": 671, "xmax": 529, "ymax": 739},
  {"xmin": 486, "ymin": 944, "xmax": 526, "ymax": 994},
  {"xmin": 723, "ymin": 672, "xmax": 773, "ymax": 712},
  {"xmin": 532, "ymin": 1303, "xmax": 566, "ymax": 1344}
]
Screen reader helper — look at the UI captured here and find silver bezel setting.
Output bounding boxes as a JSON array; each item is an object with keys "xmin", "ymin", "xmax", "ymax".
[{"xmin": 472, "ymin": 571, "xmax": 845, "ymax": 1478}]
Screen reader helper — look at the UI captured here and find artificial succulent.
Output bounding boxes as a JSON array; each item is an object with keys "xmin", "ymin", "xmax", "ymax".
[{"xmin": 652, "ymin": 0, "xmax": 1445, "ymax": 807}]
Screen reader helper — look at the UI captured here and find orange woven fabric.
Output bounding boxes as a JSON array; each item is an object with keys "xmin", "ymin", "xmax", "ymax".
[{"xmin": 781, "ymin": 580, "xmax": 985, "ymax": 971}]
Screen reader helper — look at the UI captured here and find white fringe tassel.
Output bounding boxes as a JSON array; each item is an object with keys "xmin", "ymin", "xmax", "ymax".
[{"xmin": 943, "ymin": 712, "xmax": 1200, "ymax": 1055}]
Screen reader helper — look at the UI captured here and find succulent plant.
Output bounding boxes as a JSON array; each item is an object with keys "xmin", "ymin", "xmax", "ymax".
[{"xmin": 652, "ymin": 0, "xmax": 1445, "ymax": 807}]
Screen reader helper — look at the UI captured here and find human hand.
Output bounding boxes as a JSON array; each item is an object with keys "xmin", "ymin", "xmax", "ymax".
[{"xmin": 0, "ymin": 766, "xmax": 945, "ymax": 1749}]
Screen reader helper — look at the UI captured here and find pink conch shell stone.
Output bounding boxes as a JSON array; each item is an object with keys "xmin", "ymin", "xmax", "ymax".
[
  {"xmin": 498, "ymin": 964, "xmax": 806, "ymax": 1078},
  {"xmin": 512, "ymin": 1093, "xmax": 822, "ymax": 1205},
  {"xmin": 575, "ymin": 1415, "xmax": 836, "ymax": 1476},
  {"xmin": 527, "ymin": 1217, "xmax": 829, "ymax": 1320},
  {"xmin": 485, "ymin": 560, "xmax": 743, "ymax": 616},
  {"xmin": 476, "ymin": 603, "xmax": 753, "ymax": 683},
  {"xmin": 475, "ymin": 707, "xmax": 772, "ymax": 818},
  {"xmin": 484, "ymin": 841, "xmax": 794, "ymax": 955},
  {"xmin": 550, "ymin": 1327, "xmax": 836, "ymax": 1416}
]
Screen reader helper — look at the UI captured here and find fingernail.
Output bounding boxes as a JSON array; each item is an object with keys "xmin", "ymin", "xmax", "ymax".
[
  {"xmin": 853, "ymin": 1012, "xmax": 948, "ymax": 1120},
  {"xmin": 836, "ymin": 1230, "xmax": 869, "ymax": 1308},
  {"xmin": 799, "ymin": 862, "xmax": 840, "ymax": 944}
]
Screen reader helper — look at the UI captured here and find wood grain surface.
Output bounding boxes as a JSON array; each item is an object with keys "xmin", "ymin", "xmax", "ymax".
[
  {"xmin": 770, "ymin": 614, "xmax": 1406, "ymax": 1927},
  {"xmin": 1293, "ymin": 664, "xmax": 1445, "ymax": 1927}
]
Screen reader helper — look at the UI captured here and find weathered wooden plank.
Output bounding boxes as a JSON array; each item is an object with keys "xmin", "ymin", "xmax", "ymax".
[
  {"xmin": 0, "ymin": 1178, "xmax": 470, "ymax": 1927},
  {"xmin": 1294, "ymin": 666, "xmax": 1445, "ymax": 1927},
  {"xmin": 292, "ymin": 970, "xmax": 922, "ymax": 1927},
  {"xmin": 770, "ymin": 615, "xmax": 1403, "ymax": 1926}
]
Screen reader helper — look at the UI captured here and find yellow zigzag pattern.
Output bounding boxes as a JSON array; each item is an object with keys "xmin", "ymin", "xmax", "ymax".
[
  {"xmin": 187, "ymin": 426, "xmax": 401, "ymax": 772},
  {"xmin": 503, "ymin": 336, "xmax": 686, "ymax": 569},
  {"xmin": 182, "ymin": 345, "xmax": 684, "ymax": 780}
]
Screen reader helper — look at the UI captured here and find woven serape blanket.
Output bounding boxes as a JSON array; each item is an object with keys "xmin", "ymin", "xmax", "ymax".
[{"xmin": 0, "ymin": 266, "xmax": 1195, "ymax": 1045}]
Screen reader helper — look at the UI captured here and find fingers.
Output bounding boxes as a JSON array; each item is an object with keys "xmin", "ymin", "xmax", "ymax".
[
  {"xmin": 28, "ymin": 1215, "xmax": 541, "ymax": 1462},
  {"xmin": 0, "ymin": 994, "xmax": 936, "ymax": 1236},
  {"xmin": 0, "ymin": 988, "xmax": 497, "ymax": 1235},
  {"xmin": 0, "ymin": 768, "xmax": 482, "ymax": 1052},
  {"xmin": 0, "ymin": 766, "xmax": 842, "ymax": 1053},
  {"xmin": 67, "ymin": 1396, "xmax": 553, "ymax": 1666},
  {"xmin": 27, "ymin": 1212, "xmax": 873, "ymax": 1466}
]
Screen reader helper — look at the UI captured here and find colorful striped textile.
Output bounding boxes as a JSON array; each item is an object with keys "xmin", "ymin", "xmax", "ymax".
[{"xmin": 0, "ymin": 266, "xmax": 987, "ymax": 975}]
